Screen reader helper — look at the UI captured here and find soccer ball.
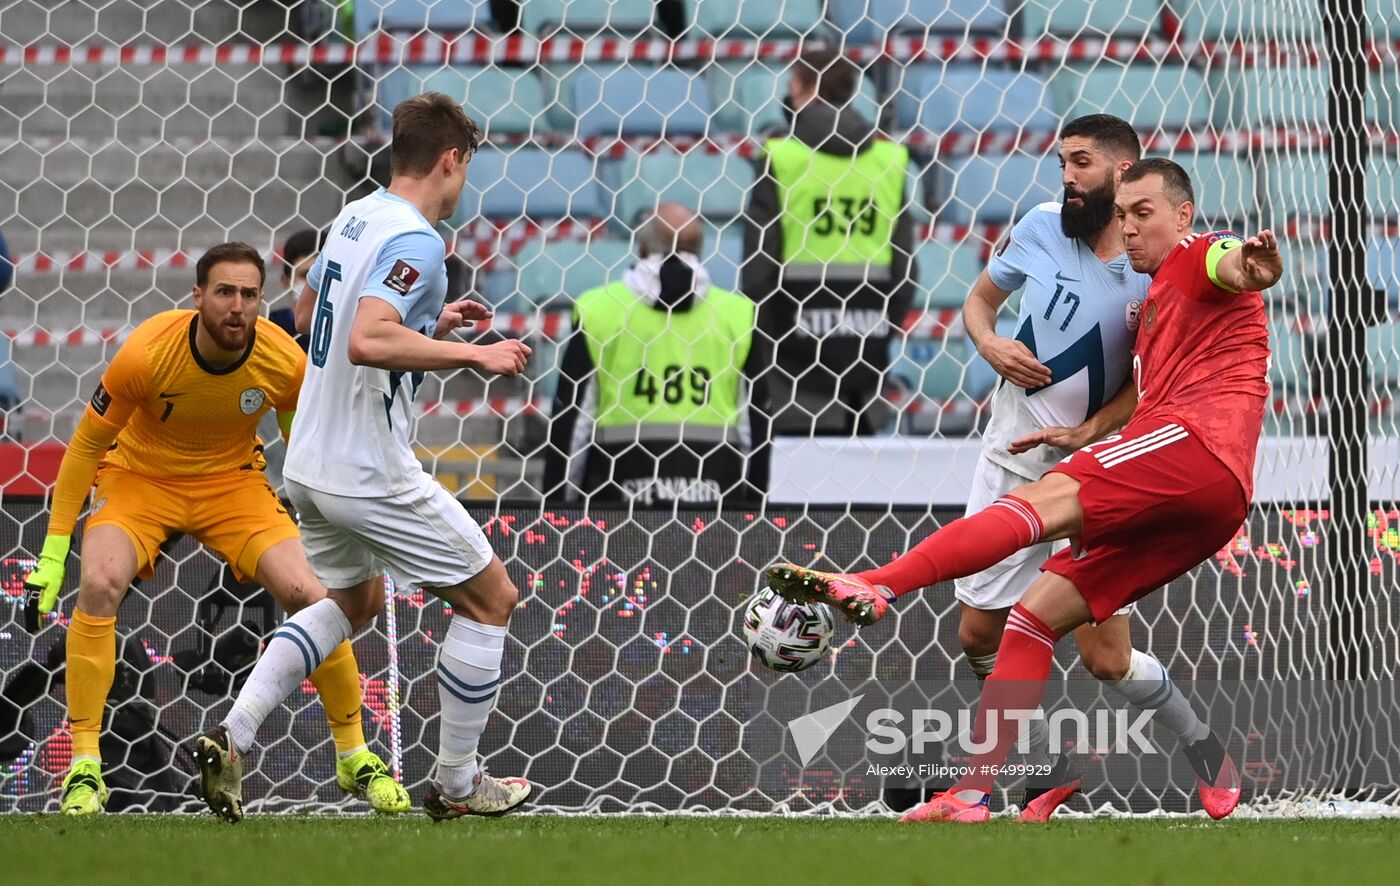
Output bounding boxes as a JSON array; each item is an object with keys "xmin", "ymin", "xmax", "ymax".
[{"xmin": 741, "ymin": 587, "xmax": 836, "ymax": 673}]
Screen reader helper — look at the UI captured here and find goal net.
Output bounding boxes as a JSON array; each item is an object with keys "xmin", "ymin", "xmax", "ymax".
[{"xmin": 1, "ymin": 0, "xmax": 1397, "ymax": 816}]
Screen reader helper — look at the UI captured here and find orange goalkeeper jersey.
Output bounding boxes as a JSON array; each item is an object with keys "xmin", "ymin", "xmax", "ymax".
[{"xmin": 89, "ymin": 310, "xmax": 305, "ymax": 478}]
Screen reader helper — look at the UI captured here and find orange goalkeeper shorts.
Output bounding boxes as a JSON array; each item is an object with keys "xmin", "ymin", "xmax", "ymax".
[{"xmin": 86, "ymin": 465, "xmax": 300, "ymax": 582}]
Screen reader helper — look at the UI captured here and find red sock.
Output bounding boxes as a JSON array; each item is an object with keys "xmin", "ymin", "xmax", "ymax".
[
  {"xmin": 857, "ymin": 495, "xmax": 1044, "ymax": 597},
  {"xmin": 953, "ymin": 604, "xmax": 1059, "ymax": 794}
]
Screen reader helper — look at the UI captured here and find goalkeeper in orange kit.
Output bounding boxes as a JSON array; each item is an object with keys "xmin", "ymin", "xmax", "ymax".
[{"xmin": 22, "ymin": 242, "xmax": 408, "ymax": 816}]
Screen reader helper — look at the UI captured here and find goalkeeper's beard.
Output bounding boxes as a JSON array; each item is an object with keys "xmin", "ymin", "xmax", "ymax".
[
  {"xmin": 202, "ymin": 314, "xmax": 250, "ymax": 352},
  {"xmin": 1060, "ymin": 180, "xmax": 1117, "ymax": 240}
]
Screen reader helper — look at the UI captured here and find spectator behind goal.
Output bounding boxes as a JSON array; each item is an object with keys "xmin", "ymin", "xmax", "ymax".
[
  {"xmin": 544, "ymin": 203, "xmax": 772, "ymax": 506},
  {"xmin": 743, "ymin": 48, "xmax": 918, "ymax": 436}
]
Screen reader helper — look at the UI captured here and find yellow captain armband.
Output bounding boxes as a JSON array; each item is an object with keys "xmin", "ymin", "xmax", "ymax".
[
  {"xmin": 1205, "ymin": 236, "xmax": 1244, "ymax": 292},
  {"xmin": 277, "ymin": 409, "xmax": 295, "ymax": 441}
]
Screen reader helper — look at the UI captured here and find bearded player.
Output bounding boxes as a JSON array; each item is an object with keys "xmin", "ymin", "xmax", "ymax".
[
  {"xmin": 194, "ymin": 93, "xmax": 534, "ymax": 822},
  {"xmin": 769, "ymin": 158, "xmax": 1282, "ymax": 821},
  {"xmin": 952, "ymin": 116, "xmax": 1228, "ymax": 821},
  {"xmin": 21, "ymin": 243, "xmax": 408, "ymax": 816}
]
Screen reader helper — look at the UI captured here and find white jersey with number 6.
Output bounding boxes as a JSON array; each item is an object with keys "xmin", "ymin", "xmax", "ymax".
[{"xmin": 283, "ymin": 188, "xmax": 449, "ymax": 498}]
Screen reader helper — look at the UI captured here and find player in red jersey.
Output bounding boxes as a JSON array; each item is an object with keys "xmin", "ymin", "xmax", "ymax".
[{"xmin": 768, "ymin": 158, "xmax": 1283, "ymax": 821}]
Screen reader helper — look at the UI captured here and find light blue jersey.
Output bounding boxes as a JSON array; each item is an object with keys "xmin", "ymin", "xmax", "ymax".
[
  {"xmin": 981, "ymin": 202, "xmax": 1149, "ymax": 479},
  {"xmin": 285, "ymin": 188, "xmax": 450, "ymax": 497}
]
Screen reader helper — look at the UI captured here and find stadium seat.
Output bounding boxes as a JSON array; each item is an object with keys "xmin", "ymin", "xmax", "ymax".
[
  {"xmin": 935, "ymin": 153, "xmax": 1060, "ymax": 225},
  {"xmin": 1272, "ymin": 239, "xmax": 1327, "ymax": 315},
  {"xmin": 1367, "ymin": 319, "xmax": 1400, "ymax": 389},
  {"xmin": 519, "ymin": 0, "xmax": 657, "ymax": 35},
  {"xmin": 890, "ymin": 335, "xmax": 991, "ymax": 436},
  {"xmin": 1175, "ymin": 155, "xmax": 1257, "ymax": 227},
  {"xmin": 476, "ymin": 267, "xmax": 517, "ymax": 308},
  {"xmin": 890, "ymin": 338, "xmax": 975, "ymax": 399},
  {"xmin": 913, "ymin": 239, "xmax": 983, "ymax": 309},
  {"xmin": 513, "ymin": 238, "xmax": 634, "ymax": 306},
  {"xmin": 709, "ymin": 62, "xmax": 881, "ymax": 135},
  {"xmin": 827, "ymin": 0, "xmax": 1011, "ymax": 44},
  {"xmin": 560, "ymin": 66, "xmax": 713, "ymax": 138},
  {"xmin": 1207, "ymin": 65, "xmax": 1326, "ymax": 129},
  {"xmin": 1267, "ymin": 313, "xmax": 1313, "ymax": 398},
  {"xmin": 1208, "ymin": 66, "xmax": 1392, "ymax": 130},
  {"xmin": 1265, "ymin": 154, "xmax": 1325, "ymax": 221},
  {"xmin": 1371, "ymin": 0, "xmax": 1400, "ymax": 37},
  {"xmin": 378, "ymin": 66, "xmax": 545, "ymax": 134},
  {"xmin": 451, "ymin": 148, "xmax": 605, "ymax": 223},
  {"xmin": 1175, "ymin": 0, "xmax": 1323, "ymax": 42},
  {"xmin": 1049, "ymin": 64, "xmax": 1210, "ymax": 130},
  {"xmin": 1266, "ymin": 154, "xmax": 1400, "ymax": 222},
  {"xmin": 895, "ymin": 65, "xmax": 1055, "ymax": 135},
  {"xmin": 1373, "ymin": 156, "xmax": 1400, "ymax": 219},
  {"xmin": 354, "ymin": 0, "xmax": 491, "ymax": 34},
  {"xmin": 692, "ymin": 0, "xmax": 825, "ymax": 38},
  {"xmin": 1273, "ymin": 237, "xmax": 1400, "ymax": 314},
  {"xmin": 613, "ymin": 149, "xmax": 755, "ymax": 225},
  {"xmin": 1018, "ymin": 0, "xmax": 1160, "ymax": 36},
  {"xmin": 1369, "ymin": 238, "xmax": 1400, "ymax": 305}
]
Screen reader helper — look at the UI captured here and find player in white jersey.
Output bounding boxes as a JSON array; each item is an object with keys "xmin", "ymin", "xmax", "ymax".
[
  {"xmin": 194, "ymin": 93, "xmax": 534, "ymax": 822},
  {"xmin": 955, "ymin": 115, "xmax": 1227, "ymax": 819}
]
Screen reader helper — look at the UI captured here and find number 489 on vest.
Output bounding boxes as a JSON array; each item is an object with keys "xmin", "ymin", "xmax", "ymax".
[{"xmin": 633, "ymin": 365, "xmax": 712, "ymax": 406}]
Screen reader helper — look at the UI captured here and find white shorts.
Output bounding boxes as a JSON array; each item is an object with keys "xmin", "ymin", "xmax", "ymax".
[
  {"xmin": 951, "ymin": 455, "xmax": 1077, "ymax": 611},
  {"xmin": 285, "ymin": 474, "xmax": 495, "ymax": 590}
]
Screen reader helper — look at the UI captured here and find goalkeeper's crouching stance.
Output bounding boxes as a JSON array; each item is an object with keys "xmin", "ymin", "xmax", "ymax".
[{"xmin": 22, "ymin": 243, "xmax": 407, "ymax": 817}]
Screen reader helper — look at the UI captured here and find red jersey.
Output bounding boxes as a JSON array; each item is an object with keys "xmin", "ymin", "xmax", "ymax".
[{"xmin": 1131, "ymin": 231, "xmax": 1270, "ymax": 497}]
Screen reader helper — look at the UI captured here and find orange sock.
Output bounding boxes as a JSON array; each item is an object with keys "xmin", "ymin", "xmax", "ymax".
[
  {"xmin": 66, "ymin": 608, "xmax": 117, "ymax": 760},
  {"xmin": 308, "ymin": 640, "xmax": 367, "ymax": 756}
]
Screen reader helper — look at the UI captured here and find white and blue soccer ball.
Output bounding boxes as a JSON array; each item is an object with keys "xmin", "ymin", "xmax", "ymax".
[{"xmin": 742, "ymin": 588, "xmax": 836, "ymax": 673}]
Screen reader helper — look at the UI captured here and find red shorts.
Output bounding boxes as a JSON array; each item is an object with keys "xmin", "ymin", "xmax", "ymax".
[{"xmin": 1044, "ymin": 417, "xmax": 1247, "ymax": 623}]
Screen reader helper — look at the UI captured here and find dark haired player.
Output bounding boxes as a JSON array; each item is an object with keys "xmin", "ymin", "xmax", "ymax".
[{"xmin": 768, "ymin": 158, "xmax": 1282, "ymax": 822}]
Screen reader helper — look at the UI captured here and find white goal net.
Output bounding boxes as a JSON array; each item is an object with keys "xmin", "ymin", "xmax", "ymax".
[{"xmin": 1, "ymin": 0, "xmax": 1398, "ymax": 816}]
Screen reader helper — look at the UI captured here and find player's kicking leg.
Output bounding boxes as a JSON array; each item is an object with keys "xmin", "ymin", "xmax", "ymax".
[{"xmin": 769, "ymin": 477, "xmax": 1083, "ymax": 621}]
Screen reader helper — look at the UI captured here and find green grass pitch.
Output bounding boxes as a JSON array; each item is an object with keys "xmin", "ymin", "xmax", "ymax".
[{"xmin": 4, "ymin": 815, "xmax": 1399, "ymax": 885}]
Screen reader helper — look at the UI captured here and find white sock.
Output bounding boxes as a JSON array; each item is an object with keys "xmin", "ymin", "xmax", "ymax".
[
  {"xmin": 1103, "ymin": 649, "xmax": 1210, "ymax": 744},
  {"xmin": 435, "ymin": 615, "xmax": 506, "ymax": 798},
  {"xmin": 968, "ymin": 650, "xmax": 1054, "ymax": 767},
  {"xmin": 967, "ymin": 651, "xmax": 998, "ymax": 679},
  {"xmin": 223, "ymin": 598, "xmax": 352, "ymax": 753}
]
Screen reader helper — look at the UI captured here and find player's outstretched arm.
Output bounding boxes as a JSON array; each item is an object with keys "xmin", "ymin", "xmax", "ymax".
[
  {"xmin": 1211, "ymin": 230, "xmax": 1284, "ymax": 293},
  {"xmin": 23, "ymin": 410, "xmax": 122, "ymax": 631},
  {"xmin": 348, "ymin": 295, "xmax": 531, "ymax": 375},
  {"xmin": 1007, "ymin": 377, "xmax": 1139, "ymax": 455},
  {"xmin": 964, "ymin": 269, "xmax": 1051, "ymax": 389}
]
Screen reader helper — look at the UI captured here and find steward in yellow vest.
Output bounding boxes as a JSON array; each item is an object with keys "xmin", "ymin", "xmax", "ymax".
[
  {"xmin": 543, "ymin": 206, "xmax": 771, "ymax": 506},
  {"xmin": 742, "ymin": 49, "xmax": 918, "ymax": 436}
]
